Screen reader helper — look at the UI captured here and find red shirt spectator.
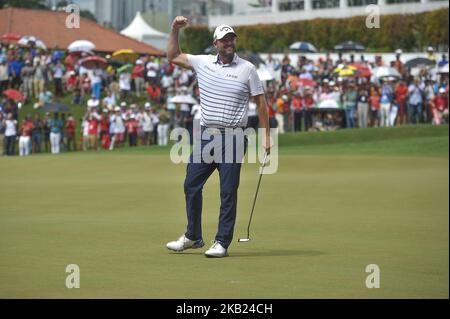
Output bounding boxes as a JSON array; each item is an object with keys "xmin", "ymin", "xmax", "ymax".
[
  {"xmin": 132, "ymin": 65, "xmax": 144, "ymax": 79},
  {"xmin": 291, "ymin": 95, "xmax": 302, "ymax": 111},
  {"xmin": 126, "ymin": 118, "xmax": 138, "ymax": 134},
  {"xmin": 302, "ymin": 95, "xmax": 315, "ymax": 109},
  {"xmin": 147, "ymin": 84, "xmax": 161, "ymax": 101},
  {"xmin": 66, "ymin": 118, "xmax": 76, "ymax": 136},
  {"xmin": 21, "ymin": 120, "xmax": 33, "ymax": 137},
  {"xmin": 88, "ymin": 117, "xmax": 99, "ymax": 136},
  {"xmin": 370, "ymin": 95, "xmax": 380, "ymax": 111},
  {"xmin": 432, "ymin": 95, "xmax": 448, "ymax": 112},
  {"xmin": 100, "ymin": 115, "xmax": 109, "ymax": 132}
]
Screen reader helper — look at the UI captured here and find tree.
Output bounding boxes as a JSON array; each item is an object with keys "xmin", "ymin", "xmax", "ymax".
[{"xmin": 0, "ymin": 0, "xmax": 48, "ymax": 9}]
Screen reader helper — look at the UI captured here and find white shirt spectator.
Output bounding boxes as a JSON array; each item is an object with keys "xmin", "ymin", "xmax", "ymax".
[
  {"xmin": 146, "ymin": 61, "xmax": 159, "ymax": 78},
  {"xmin": 119, "ymin": 72, "xmax": 131, "ymax": 91},
  {"xmin": 5, "ymin": 119, "xmax": 17, "ymax": 136}
]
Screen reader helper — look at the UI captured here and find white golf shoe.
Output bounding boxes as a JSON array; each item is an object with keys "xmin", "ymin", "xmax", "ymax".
[
  {"xmin": 166, "ymin": 234, "xmax": 204, "ymax": 252},
  {"xmin": 204, "ymin": 241, "xmax": 228, "ymax": 258}
]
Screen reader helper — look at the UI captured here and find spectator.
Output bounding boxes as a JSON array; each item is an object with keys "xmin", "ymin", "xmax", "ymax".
[
  {"xmin": 0, "ymin": 112, "xmax": 6, "ymax": 156},
  {"xmin": 4, "ymin": 112, "xmax": 17, "ymax": 156},
  {"xmin": 132, "ymin": 59, "xmax": 145, "ymax": 97},
  {"xmin": 141, "ymin": 104, "xmax": 154, "ymax": 145},
  {"xmin": 408, "ymin": 79, "xmax": 424, "ymax": 124},
  {"xmin": 66, "ymin": 113, "xmax": 77, "ymax": 151},
  {"xmin": 369, "ymin": 88, "xmax": 380, "ymax": 127},
  {"xmin": 31, "ymin": 113, "xmax": 43, "ymax": 153},
  {"xmin": 126, "ymin": 113, "xmax": 139, "ymax": 147},
  {"xmin": 291, "ymin": 91, "xmax": 302, "ymax": 132},
  {"xmin": 18, "ymin": 115, "xmax": 33, "ymax": 156},
  {"xmin": 53, "ymin": 61, "xmax": 65, "ymax": 97},
  {"xmin": 394, "ymin": 80, "xmax": 408, "ymax": 126},
  {"xmin": 48, "ymin": 112, "xmax": 63, "ymax": 154},
  {"xmin": 21, "ymin": 60, "xmax": 34, "ymax": 99},
  {"xmin": 157, "ymin": 105, "xmax": 170, "ymax": 146},
  {"xmin": 119, "ymin": 70, "xmax": 131, "ymax": 101},
  {"xmin": 343, "ymin": 82, "xmax": 358, "ymax": 129},
  {"xmin": 357, "ymin": 84, "xmax": 370, "ymax": 129}
]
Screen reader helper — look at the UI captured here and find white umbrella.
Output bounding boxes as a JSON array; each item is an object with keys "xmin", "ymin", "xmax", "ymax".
[
  {"xmin": 18, "ymin": 35, "xmax": 46, "ymax": 49},
  {"xmin": 257, "ymin": 67, "xmax": 274, "ymax": 81},
  {"xmin": 68, "ymin": 40, "xmax": 96, "ymax": 53},
  {"xmin": 170, "ymin": 95, "xmax": 198, "ymax": 105},
  {"xmin": 318, "ymin": 99, "xmax": 339, "ymax": 109},
  {"xmin": 438, "ymin": 63, "xmax": 449, "ymax": 74},
  {"xmin": 372, "ymin": 66, "xmax": 401, "ymax": 79}
]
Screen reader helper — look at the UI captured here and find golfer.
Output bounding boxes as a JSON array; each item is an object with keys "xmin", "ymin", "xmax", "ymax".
[{"xmin": 166, "ymin": 16, "xmax": 270, "ymax": 258}]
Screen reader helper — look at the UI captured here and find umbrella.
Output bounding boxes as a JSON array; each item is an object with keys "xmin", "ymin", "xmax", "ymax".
[
  {"xmin": 372, "ymin": 66, "xmax": 401, "ymax": 79},
  {"xmin": 348, "ymin": 63, "xmax": 371, "ymax": 77},
  {"xmin": 438, "ymin": 63, "xmax": 449, "ymax": 74},
  {"xmin": 334, "ymin": 41, "xmax": 365, "ymax": 52},
  {"xmin": 42, "ymin": 102, "xmax": 69, "ymax": 113},
  {"xmin": 333, "ymin": 65, "xmax": 358, "ymax": 77},
  {"xmin": 238, "ymin": 52, "xmax": 265, "ymax": 66},
  {"xmin": 404, "ymin": 57, "xmax": 435, "ymax": 68},
  {"xmin": 18, "ymin": 35, "xmax": 46, "ymax": 49},
  {"xmin": 3, "ymin": 89, "xmax": 25, "ymax": 102},
  {"xmin": 292, "ymin": 78, "xmax": 317, "ymax": 87},
  {"xmin": 1, "ymin": 32, "xmax": 21, "ymax": 42},
  {"xmin": 117, "ymin": 63, "xmax": 134, "ymax": 74},
  {"xmin": 112, "ymin": 49, "xmax": 139, "ymax": 63},
  {"xmin": 68, "ymin": 40, "xmax": 96, "ymax": 53},
  {"xmin": 80, "ymin": 56, "xmax": 108, "ymax": 69},
  {"xmin": 257, "ymin": 67, "xmax": 274, "ymax": 81},
  {"xmin": 318, "ymin": 99, "xmax": 339, "ymax": 109},
  {"xmin": 289, "ymin": 41, "xmax": 318, "ymax": 53},
  {"xmin": 170, "ymin": 95, "xmax": 198, "ymax": 105}
]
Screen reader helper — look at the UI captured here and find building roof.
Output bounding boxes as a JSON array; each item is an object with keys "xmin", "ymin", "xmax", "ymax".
[{"xmin": 0, "ymin": 7, "xmax": 165, "ymax": 56}]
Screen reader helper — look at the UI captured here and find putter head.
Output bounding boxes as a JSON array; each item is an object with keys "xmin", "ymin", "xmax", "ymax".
[{"xmin": 238, "ymin": 238, "xmax": 251, "ymax": 243}]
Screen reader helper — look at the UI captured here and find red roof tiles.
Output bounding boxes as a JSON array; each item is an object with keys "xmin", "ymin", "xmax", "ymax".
[{"xmin": 0, "ymin": 7, "xmax": 165, "ymax": 56}]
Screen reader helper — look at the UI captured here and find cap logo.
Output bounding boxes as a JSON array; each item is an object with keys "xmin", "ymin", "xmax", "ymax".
[{"xmin": 220, "ymin": 26, "xmax": 232, "ymax": 32}]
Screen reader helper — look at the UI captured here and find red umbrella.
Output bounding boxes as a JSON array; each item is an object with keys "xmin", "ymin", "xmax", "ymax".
[
  {"xmin": 293, "ymin": 78, "xmax": 317, "ymax": 88},
  {"xmin": 80, "ymin": 56, "xmax": 107, "ymax": 69},
  {"xmin": 3, "ymin": 89, "xmax": 25, "ymax": 102},
  {"xmin": 1, "ymin": 32, "xmax": 21, "ymax": 42},
  {"xmin": 349, "ymin": 63, "xmax": 371, "ymax": 78}
]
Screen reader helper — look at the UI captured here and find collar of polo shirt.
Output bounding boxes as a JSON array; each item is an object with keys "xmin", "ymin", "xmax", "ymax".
[{"xmin": 210, "ymin": 53, "xmax": 239, "ymax": 67}]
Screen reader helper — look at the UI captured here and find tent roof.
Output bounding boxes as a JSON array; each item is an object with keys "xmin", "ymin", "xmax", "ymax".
[{"xmin": 120, "ymin": 11, "xmax": 168, "ymax": 39}]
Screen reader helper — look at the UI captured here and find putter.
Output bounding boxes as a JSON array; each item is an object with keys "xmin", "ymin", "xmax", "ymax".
[{"xmin": 238, "ymin": 151, "xmax": 268, "ymax": 243}]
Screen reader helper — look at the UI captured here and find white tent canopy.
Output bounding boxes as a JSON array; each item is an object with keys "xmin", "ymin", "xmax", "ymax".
[{"xmin": 120, "ymin": 11, "xmax": 168, "ymax": 50}]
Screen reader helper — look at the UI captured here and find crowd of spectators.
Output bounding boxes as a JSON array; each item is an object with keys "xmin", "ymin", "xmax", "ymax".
[{"xmin": 0, "ymin": 40, "xmax": 448, "ymax": 156}]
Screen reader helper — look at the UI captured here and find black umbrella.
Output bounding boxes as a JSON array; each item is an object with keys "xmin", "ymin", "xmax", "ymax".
[
  {"xmin": 404, "ymin": 57, "xmax": 436, "ymax": 68},
  {"xmin": 334, "ymin": 41, "xmax": 365, "ymax": 52},
  {"xmin": 41, "ymin": 102, "xmax": 69, "ymax": 113},
  {"xmin": 238, "ymin": 51, "xmax": 265, "ymax": 66}
]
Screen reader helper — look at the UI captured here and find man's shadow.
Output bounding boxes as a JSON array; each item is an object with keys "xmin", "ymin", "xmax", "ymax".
[{"xmin": 170, "ymin": 249, "xmax": 324, "ymax": 258}]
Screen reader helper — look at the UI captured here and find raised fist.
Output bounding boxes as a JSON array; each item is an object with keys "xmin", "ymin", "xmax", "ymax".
[{"xmin": 172, "ymin": 16, "xmax": 188, "ymax": 30}]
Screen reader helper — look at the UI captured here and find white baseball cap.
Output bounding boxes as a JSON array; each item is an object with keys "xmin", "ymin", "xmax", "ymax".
[
  {"xmin": 213, "ymin": 25, "xmax": 236, "ymax": 41},
  {"xmin": 114, "ymin": 106, "xmax": 121, "ymax": 112},
  {"xmin": 144, "ymin": 102, "xmax": 151, "ymax": 109},
  {"xmin": 439, "ymin": 87, "xmax": 446, "ymax": 93}
]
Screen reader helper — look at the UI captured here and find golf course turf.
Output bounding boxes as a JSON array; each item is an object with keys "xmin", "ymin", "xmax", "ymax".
[{"xmin": 0, "ymin": 125, "xmax": 448, "ymax": 298}]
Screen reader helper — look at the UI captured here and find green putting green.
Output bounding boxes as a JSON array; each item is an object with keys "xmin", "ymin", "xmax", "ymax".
[{"xmin": 0, "ymin": 125, "xmax": 448, "ymax": 298}]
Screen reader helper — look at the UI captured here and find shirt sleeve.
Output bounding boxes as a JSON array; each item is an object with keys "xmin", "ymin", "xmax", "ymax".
[
  {"xmin": 186, "ymin": 54, "xmax": 203, "ymax": 72},
  {"xmin": 248, "ymin": 65, "xmax": 264, "ymax": 97}
]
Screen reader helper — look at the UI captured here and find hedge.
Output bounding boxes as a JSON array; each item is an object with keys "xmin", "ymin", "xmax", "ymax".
[{"xmin": 179, "ymin": 8, "xmax": 448, "ymax": 54}]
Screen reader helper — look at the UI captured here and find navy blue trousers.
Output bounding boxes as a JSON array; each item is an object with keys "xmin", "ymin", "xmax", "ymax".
[{"xmin": 184, "ymin": 129, "xmax": 247, "ymax": 249}]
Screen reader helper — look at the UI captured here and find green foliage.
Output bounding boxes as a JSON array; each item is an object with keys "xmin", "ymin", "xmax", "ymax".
[
  {"xmin": 181, "ymin": 9, "xmax": 448, "ymax": 53},
  {"xmin": 0, "ymin": 0, "xmax": 48, "ymax": 9}
]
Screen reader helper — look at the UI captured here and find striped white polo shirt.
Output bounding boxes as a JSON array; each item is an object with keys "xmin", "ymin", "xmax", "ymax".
[{"xmin": 186, "ymin": 53, "xmax": 264, "ymax": 128}]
